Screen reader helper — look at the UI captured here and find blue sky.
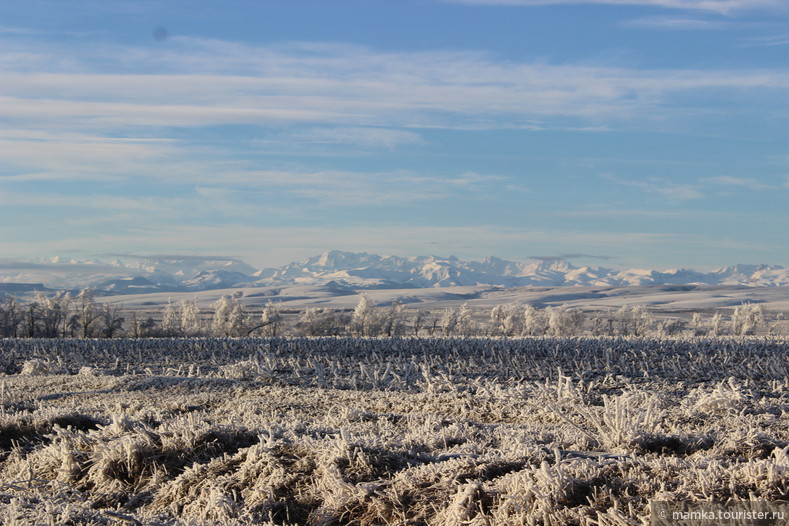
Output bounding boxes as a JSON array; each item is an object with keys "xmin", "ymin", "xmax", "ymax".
[{"xmin": 2, "ymin": 0, "xmax": 788, "ymax": 270}]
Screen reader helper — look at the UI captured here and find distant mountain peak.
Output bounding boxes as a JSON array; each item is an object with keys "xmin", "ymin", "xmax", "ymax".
[{"xmin": 2, "ymin": 252, "xmax": 787, "ymax": 293}]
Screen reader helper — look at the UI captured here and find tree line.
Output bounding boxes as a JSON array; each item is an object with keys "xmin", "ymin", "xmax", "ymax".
[{"xmin": 0, "ymin": 289, "xmax": 782, "ymax": 339}]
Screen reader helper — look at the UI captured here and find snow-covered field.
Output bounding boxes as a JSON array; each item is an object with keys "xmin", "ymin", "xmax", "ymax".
[
  {"xmin": 0, "ymin": 337, "xmax": 787, "ymax": 524},
  {"xmin": 97, "ymin": 282, "xmax": 789, "ymax": 314}
]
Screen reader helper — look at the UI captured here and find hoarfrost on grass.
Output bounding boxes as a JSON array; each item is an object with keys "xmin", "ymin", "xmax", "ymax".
[{"xmin": 0, "ymin": 336, "xmax": 786, "ymax": 524}]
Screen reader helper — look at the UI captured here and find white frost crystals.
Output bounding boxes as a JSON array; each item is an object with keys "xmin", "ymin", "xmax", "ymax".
[{"xmin": 0, "ymin": 336, "xmax": 786, "ymax": 524}]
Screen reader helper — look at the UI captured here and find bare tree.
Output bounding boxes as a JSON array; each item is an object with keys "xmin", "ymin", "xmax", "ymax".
[
  {"xmin": 0, "ymin": 296, "xmax": 21, "ymax": 337},
  {"xmin": 246, "ymin": 301, "xmax": 282, "ymax": 337},
  {"xmin": 22, "ymin": 300, "xmax": 40, "ymax": 338},
  {"xmin": 99, "ymin": 303, "xmax": 125, "ymax": 338},
  {"xmin": 75, "ymin": 289, "xmax": 101, "ymax": 338},
  {"xmin": 130, "ymin": 312, "xmax": 157, "ymax": 339},
  {"xmin": 382, "ymin": 300, "xmax": 405, "ymax": 337},
  {"xmin": 412, "ymin": 309, "xmax": 428, "ymax": 337},
  {"xmin": 298, "ymin": 307, "xmax": 343, "ymax": 336}
]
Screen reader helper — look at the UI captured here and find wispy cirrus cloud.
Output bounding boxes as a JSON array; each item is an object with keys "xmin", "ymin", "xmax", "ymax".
[
  {"xmin": 700, "ymin": 175, "xmax": 775, "ymax": 190},
  {"xmin": 603, "ymin": 174, "xmax": 706, "ymax": 201},
  {"xmin": 603, "ymin": 173, "xmax": 786, "ymax": 202},
  {"xmin": 1, "ymin": 165, "xmax": 513, "ymax": 218},
  {"xmin": 0, "ymin": 130, "xmax": 178, "ymax": 182},
  {"xmin": 194, "ymin": 169, "xmax": 513, "ymax": 207},
  {"xmin": 3, "ymin": 38, "xmax": 789, "ymax": 137},
  {"xmin": 439, "ymin": 0, "xmax": 783, "ymax": 15},
  {"xmin": 622, "ymin": 15, "xmax": 731, "ymax": 29},
  {"xmin": 741, "ymin": 34, "xmax": 789, "ymax": 47},
  {"xmin": 284, "ymin": 127, "xmax": 425, "ymax": 149}
]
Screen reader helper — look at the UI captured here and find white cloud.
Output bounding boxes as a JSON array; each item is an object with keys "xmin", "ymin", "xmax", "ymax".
[
  {"xmin": 3, "ymin": 40, "xmax": 789, "ymax": 136},
  {"xmin": 741, "ymin": 34, "xmax": 789, "ymax": 47},
  {"xmin": 556, "ymin": 208, "xmax": 713, "ymax": 218},
  {"xmin": 285, "ymin": 127, "xmax": 424, "ymax": 149},
  {"xmin": 700, "ymin": 175, "xmax": 774, "ymax": 189},
  {"xmin": 194, "ymin": 169, "xmax": 511, "ymax": 207},
  {"xmin": 602, "ymin": 173, "xmax": 784, "ymax": 202},
  {"xmin": 0, "ymin": 131, "xmax": 177, "ymax": 181},
  {"xmin": 0, "ymin": 128, "xmax": 507, "ymax": 205},
  {"xmin": 0, "ymin": 190, "xmax": 191, "ymax": 216},
  {"xmin": 622, "ymin": 16, "xmax": 730, "ymax": 29},
  {"xmin": 602, "ymin": 174, "xmax": 706, "ymax": 201},
  {"xmin": 439, "ymin": 0, "xmax": 782, "ymax": 15}
]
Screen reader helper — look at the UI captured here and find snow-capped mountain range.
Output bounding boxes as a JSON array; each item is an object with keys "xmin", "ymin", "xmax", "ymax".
[{"xmin": 0, "ymin": 251, "xmax": 787, "ymax": 294}]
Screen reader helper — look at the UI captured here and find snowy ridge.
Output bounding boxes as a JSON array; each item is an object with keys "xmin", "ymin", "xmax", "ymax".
[
  {"xmin": 251, "ymin": 251, "xmax": 789, "ymax": 289},
  {"xmin": 0, "ymin": 251, "xmax": 787, "ymax": 293}
]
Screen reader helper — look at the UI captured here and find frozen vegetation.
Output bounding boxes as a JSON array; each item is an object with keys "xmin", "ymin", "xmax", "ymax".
[
  {"xmin": 1, "ymin": 289, "xmax": 786, "ymax": 339},
  {"xmin": 0, "ymin": 336, "xmax": 787, "ymax": 524}
]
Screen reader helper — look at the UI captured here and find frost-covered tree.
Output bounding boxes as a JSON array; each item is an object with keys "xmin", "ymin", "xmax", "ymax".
[
  {"xmin": 75, "ymin": 289, "xmax": 101, "ymax": 338},
  {"xmin": 161, "ymin": 298, "xmax": 180, "ymax": 336},
  {"xmin": 129, "ymin": 312, "xmax": 157, "ymax": 339},
  {"xmin": 21, "ymin": 299, "xmax": 40, "ymax": 338},
  {"xmin": 456, "ymin": 303, "xmax": 476, "ymax": 338},
  {"xmin": 590, "ymin": 311, "xmax": 615, "ymax": 337},
  {"xmin": 658, "ymin": 318, "xmax": 687, "ymax": 337},
  {"xmin": 19, "ymin": 291, "xmax": 72, "ymax": 338},
  {"xmin": 411, "ymin": 309, "xmax": 428, "ymax": 337},
  {"xmin": 351, "ymin": 294, "xmax": 381, "ymax": 337},
  {"xmin": 211, "ymin": 294, "xmax": 245, "ymax": 337},
  {"xmin": 98, "ymin": 303, "xmax": 124, "ymax": 338},
  {"xmin": 298, "ymin": 307, "xmax": 343, "ymax": 336},
  {"xmin": 768, "ymin": 312, "xmax": 785, "ymax": 336},
  {"xmin": 631, "ymin": 305, "xmax": 652, "ymax": 337},
  {"xmin": 58, "ymin": 291, "xmax": 73, "ymax": 338},
  {"xmin": 298, "ymin": 307, "xmax": 322, "ymax": 336},
  {"xmin": 246, "ymin": 301, "xmax": 282, "ymax": 337},
  {"xmin": 615, "ymin": 305, "xmax": 653, "ymax": 336},
  {"xmin": 32, "ymin": 291, "xmax": 69, "ymax": 338},
  {"xmin": 0, "ymin": 296, "xmax": 21, "ymax": 337},
  {"xmin": 439, "ymin": 307, "xmax": 458, "ymax": 337},
  {"xmin": 260, "ymin": 301, "xmax": 282, "ymax": 337},
  {"xmin": 710, "ymin": 312, "xmax": 725, "ymax": 336},
  {"xmin": 691, "ymin": 312, "xmax": 707, "ymax": 336},
  {"xmin": 425, "ymin": 312, "xmax": 441, "ymax": 336},
  {"xmin": 381, "ymin": 300, "xmax": 406, "ymax": 337},
  {"xmin": 506, "ymin": 305, "xmax": 524, "ymax": 336},
  {"xmin": 731, "ymin": 303, "xmax": 764, "ymax": 336},
  {"xmin": 490, "ymin": 305, "xmax": 505, "ymax": 336},
  {"xmin": 179, "ymin": 299, "xmax": 202, "ymax": 337},
  {"xmin": 546, "ymin": 306, "xmax": 584, "ymax": 337},
  {"xmin": 545, "ymin": 307, "xmax": 561, "ymax": 336},
  {"xmin": 493, "ymin": 304, "xmax": 523, "ymax": 336},
  {"xmin": 522, "ymin": 305, "xmax": 542, "ymax": 336}
]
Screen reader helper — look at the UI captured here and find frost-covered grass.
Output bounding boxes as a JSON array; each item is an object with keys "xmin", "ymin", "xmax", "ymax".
[{"xmin": 0, "ymin": 337, "xmax": 786, "ymax": 524}]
